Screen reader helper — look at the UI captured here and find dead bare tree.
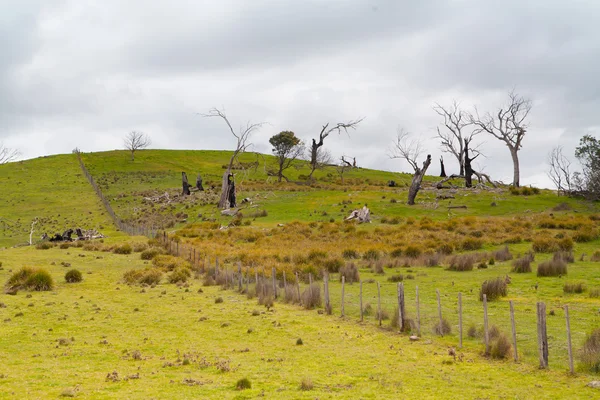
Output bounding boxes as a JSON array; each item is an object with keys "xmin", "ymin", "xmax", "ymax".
[
  {"xmin": 390, "ymin": 128, "xmax": 432, "ymax": 205},
  {"xmin": 305, "ymin": 145, "xmax": 333, "ymax": 178},
  {"xmin": 469, "ymin": 91, "xmax": 532, "ymax": 187},
  {"xmin": 308, "ymin": 118, "xmax": 363, "ymax": 179},
  {"xmin": 434, "ymin": 101, "xmax": 471, "ymax": 176},
  {"xmin": 547, "ymin": 146, "xmax": 574, "ymax": 195},
  {"xmin": 0, "ymin": 142, "xmax": 20, "ymax": 164},
  {"xmin": 123, "ymin": 131, "xmax": 151, "ymax": 161},
  {"xmin": 201, "ymin": 107, "xmax": 265, "ymax": 209}
]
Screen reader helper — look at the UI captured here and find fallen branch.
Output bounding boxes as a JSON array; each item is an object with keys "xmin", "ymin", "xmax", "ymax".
[{"xmin": 345, "ymin": 206, "xmax": 371, "ymax": 223}]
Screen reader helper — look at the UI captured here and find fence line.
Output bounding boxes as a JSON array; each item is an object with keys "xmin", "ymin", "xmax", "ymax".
[
  {"xmin": 75, "ymin": 151, "xmax": 155, "ymax": 238},
  {"xmin": 156, "ymin": 231, "xmax": 589, "ymax": 375}
]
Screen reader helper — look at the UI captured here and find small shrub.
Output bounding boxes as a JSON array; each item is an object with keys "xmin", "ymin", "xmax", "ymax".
[
  {"xmin": 339, "ymin": 263, "xmax": 360, "ymax": 284},
  {"xmin": 387, "ymin": 274, "xmax": 404, "ymax": 283},
  {"xmin": 404, "ymin": 245, "xmax": 423, "ymax": 259},
  {"xmin": 461, "ymin": 238, "xmax": 483, "ymax": 251},
  {"xmin": 215, "ymin": 297, "xmax": 223, "ymax": 304},
  {"xmin": 589, "ymin": 288, "xmax": 600, "ymax": 298},
  {"xmin": 132, "ymin": 242, "xmax": 148, "ymax": 252},
  {"xmin": 580, "ymin": 328, "xmax": 600, "ymax": 373},
  {"xmin": 437, "ymin": 243, "xmax": 453, "ymax": 255},
  {"xmin": 467, "ymin": 324, "xmax": 480, "ymax": 338},
  {"xmin": 140, "ymin": 247, "xmax": 163, "ymax": 260},
  {"xmin": 423, "ymin": 252, "xmax": 442, "ymax": 267},
  {"xmin": 479, "ymin": 277, "xmax": 508, "ymax": 301},
  {"xmin": 6, "ymin": 267, "xmax": 36, "ymax": 288},
  {"xmin": 296, "ymin": 338, "xmax": 303, "ymax": 345},
  {"xmin": 36, "ymin": 242, "xmax": 53, "ymax": 250},
  {"xmin": 284, "ymin": 284, "xmax": 300, "ymax": 304},
  {"xmin": 65, "ymin": 269, "xmax": 83, "ymax": 283},
  {"xmin": 558, "ymin": 237, "xmax": 574, "ymax": 252},
  {"xmin": 301, "ymin": 284, "xmax": 321, "ymax": 309},
  {"xmin": 390, "ymin": 248, "xmax": 403, "ymax": 258},
  {"xmin": 342, "ymin": 249, "xmax": 359, "ymax": 259},
  {"xmin": 537, "ymin": 259, "xmax": 567, "ymax": 277},
  {"xmin": 563, "ymin": 282, "xmax": 586, "ymax": 294},
  {"xmin": 591, "ymin": 251, "xmax": 600, "ymax": 262},
  {"xmin": 307, "ymin": 250, "xmax": 327, "ymax": 262},
  {"xmin": 139, "ymin": 269, "xmax": 162, "ymax": 286},
  {"xmin": 236, "ymin": 378, "xmax": 251, "ymax": 390},
  {"xmin": 168, "ymin": 267, "xmax": 191, "ymax": 284},
  {"xmin": 532, "ymin": 238, "xmax": 559, "ymax": 253},
  {"xmin": 490, "ymin": 332, "xmax": 512, "ymax": 359},
  {"xmin": 434, "ymin": 318, "xmax": 451, "ymax": 335},
  {"xmin": 370, "ymin": 261, "xmax": 385, "ymax": 275},
  {"xmin": 477, "ymin": 262, "xmax": 488, "ymax": 269},
  {"xmin": 493, "ymin": 246, "xmax": 513, "ymax": 262},
  {"xmin": 153, "ymin": 255, "xmax": 190, "ymax": 271},
  {"xmin": 203, "ymin": 275, "xmax": 216, "ymax": 286},
  {"xmin": 363, "ymin": 249, "xmax": 381, "ymax": 261},
  {"xmin": 113, "ymin": 243, "xmax": 133, "ymax": 255},
  {"xmin": 573, "ymin": 227, "xmax": 599, "ymax": 243},
  {"xmin": 362, "ymin": 303, "xmax": 373, "ymax": 316},
  {"xmin": 123, "ymin": 269, "xmax": 144, "ymax": 285}
]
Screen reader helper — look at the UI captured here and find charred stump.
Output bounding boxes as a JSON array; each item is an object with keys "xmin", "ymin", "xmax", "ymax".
[
  {"xmin": 408, "ymin": 154, "xmax": 432, "ymax": 205},
  {"xmin": 227, "ymin": 173, "xmax": 236, "ymax": 208},
  {"xmin": 182, "ymin": 172, "xmax": 191, "ymax": 195},
  {"xmin": 196, "ymin": 174, "xmax": 204, "ymax": 191},
  {"xmin": 464, "ymin": 139, "xmax": 477, "ymax": 188},
  {"xmin": 440, "ymin": 156, "xmax": 447, "ymax": 178}
]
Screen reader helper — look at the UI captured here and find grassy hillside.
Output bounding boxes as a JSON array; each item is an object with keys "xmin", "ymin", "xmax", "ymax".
[
  {"xmin": 0, "ymin": 155, "xmax": 120, "ymax": 248},
  {"xmin": 1, "ymin": 149, "xmax": 600, "ymax": 398}
]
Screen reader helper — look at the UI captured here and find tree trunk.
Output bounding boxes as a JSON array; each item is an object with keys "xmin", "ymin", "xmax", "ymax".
[
  {"xmin": 510, "ymin": 148, "xmax": 520, "ymax": 187},
  {"xmin": 440, "ymin": 157, "xmax": 447, "ymax": 178},
  {"xmin": 407, "ymin": 155, "xmax": 432, "ymax": 205},
  {"xmin": 464, "ymin": 141, "xmax": 473, "ymax": 188},
  {"xmin": 218, "ymin": 170, "xmax": 230, "ymax": 209},
  {"xmin": 459, "ymin": 162, "xmax": 464, "ymax": 177},
  {"xmin": 131, "ymin": 150, "xmax": 135, "ymax": 161}
]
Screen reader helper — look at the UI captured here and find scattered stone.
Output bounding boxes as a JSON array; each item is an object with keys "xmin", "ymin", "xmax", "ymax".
[
  {"xmin": 409, "ymin": 335, "xmax": 420, "ymax": 342},
  {"xmin": 588, "ymin": 381, "xmax": 600, "ymax": 389}
]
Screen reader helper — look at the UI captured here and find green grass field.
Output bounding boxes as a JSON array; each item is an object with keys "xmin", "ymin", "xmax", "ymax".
[{"xmin": 1, "ymin": 150, "xmax": 600, "ymax": 399}]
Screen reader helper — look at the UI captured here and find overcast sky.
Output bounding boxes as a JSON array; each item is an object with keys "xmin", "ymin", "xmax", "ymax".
[{"xmin": 1, "ymin": 0, "xmax": 599, "ymax": 187}]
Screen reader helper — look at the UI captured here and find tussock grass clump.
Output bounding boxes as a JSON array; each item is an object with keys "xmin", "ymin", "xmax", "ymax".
[
  {"xmin": 307, "ymin": 250, "xmax": 327, "ymax": 262},
  {"xmin": 36, "ymin": 242, "xmax": 54, "ymax": 250},
  {"xmin": 301, "ymin": 284, "xmax": 321, "ymax": 309},
  {"xmin": 215, "ymin": 296, "xmax": 223, "ymax": 304},
  {"xmin": 579, "ymin": 328, "xmax": 600, "ymax": 373},
  {"xmin": 447, "ymin": 254, "xmax": 475, "ymax": 271},
  {"xmin": 558, "ymin": 237, "xmax": 574, "ymax": 251},
  {"xmin": 493, "ymin": 246, "xmax": 513, "ymax": 262},
  {"xmin": 113, "ymin": 243, "xmax": 133, "ymax": 255},
  {"xmin": 511, "ymin": 256, "xmax": 532, "ymax": 273},
  {"xmin": 362, "ymin": 303, "xmax": 373, "ymax": 316},
  {"xmin": 573, "ymin": 227, "xmax": 599, "ymax": 243},
  {"xmin": 6, "ymin": 267, "xmax": 54, "ymax": 292},
  {"xmin": 362, "ymin": 249, "xmax": 381, "ymax": 261},
  {"xmin": 479, "ymin": 277, "xmax": 508, "ymax": 301},
  {"xmin": 387, "ymin": 274, "xmax": 404, "ymax": 283},
  {"xmin": 235, "ymin": 378, "xmax": 251, "ymax": 390},
  {"xmin": 537, "ymin": 259, "xmax": 567, "ymax": 277},
  {"xmin": 553, "ymin": 251, "xmax": 575, "ymax": 264},
  {"xmin": 341, "ymin": 249, "xmax": 360, "ymax": 259},
  {"xmin": 434, "ymin": 318, "xmax": 452, "ymax": 335},
  {"xmin": 422, "ymin": 252, "xmax": 442, "ymax": 267},
  {"xmin": 284, "ymin": 284, "xmax": 300, "ymax": 304},
  {"xmin": 404, "ymin": 245, "xmax": 423, "ymax": 259},
  {"xmin": 589, "ymin": 288, "xmax": 600, "ymax": 298},
  {"xmin": 202, "ymin": 275, "xmax": 216, "ymax": 287},
  {"xmin": 390, "ymin": 248, "xmax": 403, "ymax": 258},
  {"xmin": 300, "ymin": 377, "xmax": 314, "ymax": 391},
  {"xmin": 490, "ymin": 332, "xmax": 512, "ymax": 359},
  {"xmin": 122, "ymin": 268, "xmax": 162, "ymax": 286},
  {"xmin": 591, "ymin": 251, "xmax": 600, "ymax": 262},
  {"xmin": 437, "ymin": 243, "xmax": 454, "ymax": 255},
  {"xmin": 376, "ymin": 309, "xmax": 389, "ymax": 321},
  {"xmin": 532, "ymin": 237, "xmax": 559, "ymax": 253},
  {"xmin": 370, "ymin": 261, "xmax": 385, "ymax": 275},
  {"xmin": 563, "ymin": 282, "xmax": 586, "ymax": 294},
  {"xmin": 467, "ymin": 324, "xmax": 480, "ymax": 338},
  {"xmin": 132, "ymin": 242, "xmax": 148, "ymax": 252},
  {"xmin": 323, "ymin": 257, "xmax": 344, "ymax": 273},
  {"xmin": 339, "ymin": 262, "xmax": 360, "ymax": 284},
  {"xmin": 552, "ymin": 202, "xmax": 572, "ymax": 211},
  {"xmin": 65, "ymin": 269, "xmax": 83, "ymax": 283}
]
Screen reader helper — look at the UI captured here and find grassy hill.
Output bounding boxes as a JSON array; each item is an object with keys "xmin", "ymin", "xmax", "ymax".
[{"xmin": 1, "ymin": 149, "xmax": 600, "ymax": 398}]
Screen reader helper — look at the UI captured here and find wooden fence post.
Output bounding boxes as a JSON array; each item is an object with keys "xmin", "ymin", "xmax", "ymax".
[
  {"xmin": 483, "ymin": 294, "xmax": 489, "ymax": 355},
  {"xmin": 397, "ymin": 283, "xmax": 405, "ymax": 332},
  {"xmin": 215, "ymin": 257, "xmax": 219, "ymax": 280},
  {"xmin": 296, "ymin": 272, "xmax": 301, "ymax": 304},
  {"xmin": 341, "ymin": 276, "xmax": 346, "ymax": 317},
  {"xmin": 436, "ymin": 289, "xmax": 443, "ymax": 336},
  {"xmin": 416, "ymin": 285, "xmax": 421, "ymax": 336},
  {"xmin": 245, "ymin": 265, "xmax": 249, "ymax": 295},
  {"xmin": 283, "ymin": 273, "xmax": 287, "ymax": 295},
  {"xmin": 324, "ymin": 272, "xmax": 331, "ymax": 314},
  {"xmin": 272, "ymin": 267, "xmax": 277, "ymax": 299},
  {"xmin": 359, "ymin": 281, "xmax": 364, "ymax": 322},
  {"xmin": 458, "ymin": 292, "xmax": 463, "ymax": 348},
  {"xmin": 565, "ymin": 305, "xmax": 574, "ymax": 374},
  {"xmin": 377, "ymin": 281, "xmax": 382, "ymax": 327},
  {"xmin": 510, "ymin": 300, "xmax": 518, "ymax": 362},
  {"xmin": 537, "ymin": 302, "xmax": 549, "ymax": 369},
  {"xmin": 176, "ymin": 241, "xmax": 179, "ymax": 256},
  {"xmin": 238, "ymin": 262, "xmax": 242, "ymax": 292},
  {"xmin": 308, "ymin": 273, "xmax": 313, "ymax": 305}
]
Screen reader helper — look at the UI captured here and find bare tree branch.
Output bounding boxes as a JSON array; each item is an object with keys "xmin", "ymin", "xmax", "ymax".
[
  {"xmin": 123, "ymin": 131, "xmax": 151, "ymax": 161},
  {"xmin": 0, "ymin": 142, "xmax": 20, "ymax": 164},
  {"xmin": 547, "ymin": 146, "xmax": 574, "ymax": 195},
  {"xmin": 468, "ymin": 90, "xmax": 532, "ymax": 187},
  {"xmin": 389, "ymin": 128, "xmax": 423, "ymax": 172},
  {"xmin": 201, "ymin": 107, "xmax": 266, "ymax": 208}
]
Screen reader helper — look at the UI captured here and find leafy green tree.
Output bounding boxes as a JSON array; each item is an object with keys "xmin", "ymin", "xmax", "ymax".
[
  {"xmin": 269, "ymin": 131, "xmax": 303, "ymax": 182},
  {"xmin": 575, "ymin": 135, "xmax": 600, "ymax": 200}
]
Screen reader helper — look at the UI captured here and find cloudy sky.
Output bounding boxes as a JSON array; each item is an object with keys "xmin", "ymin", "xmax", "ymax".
[{"xmin": 1, "ymin": 0, "xmax": 599, "ymax": 187}]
